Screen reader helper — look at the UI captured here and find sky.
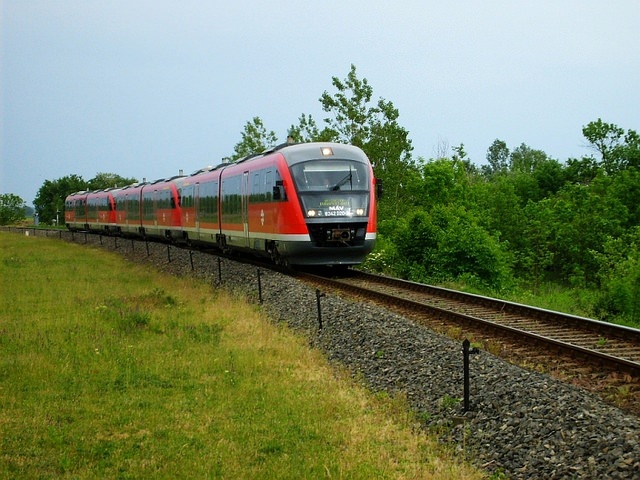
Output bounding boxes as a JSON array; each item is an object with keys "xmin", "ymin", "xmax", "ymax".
[{"xmin": 2, "ymin": 1, "xmax": 639, "ymax": 207}]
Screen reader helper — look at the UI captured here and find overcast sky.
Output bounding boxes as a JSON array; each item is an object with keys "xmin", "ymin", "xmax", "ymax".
[{"xmin": 2, "ymin": 1, "xmax": 639, "ymax": 206}]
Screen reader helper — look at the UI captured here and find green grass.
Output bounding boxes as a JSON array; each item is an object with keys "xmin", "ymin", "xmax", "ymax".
[
  {"xmin": 442, "ymin": 278, "xmax": 600, "ymax": 320},
  {"xmin": 0, "ymin": 232, "xmax": 485, "ymax": 479}
]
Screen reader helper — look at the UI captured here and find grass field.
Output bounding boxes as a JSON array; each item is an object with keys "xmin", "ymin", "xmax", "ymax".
[{"xmin": 0, "ymin": 232, "xmax": 485, "ymax": 479}]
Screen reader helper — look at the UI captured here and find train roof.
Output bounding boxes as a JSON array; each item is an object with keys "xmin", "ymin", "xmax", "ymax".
[
  {"xmin": 228, "ymin": 142, "xmax": 368, "ymax": 168},
  {"xmin": 188, "ymin": 162, "xmax": 230, "ymax": 177},
  {"xmin": 282, "ymin": 142, "xmax": 368, "ymax": 163}
]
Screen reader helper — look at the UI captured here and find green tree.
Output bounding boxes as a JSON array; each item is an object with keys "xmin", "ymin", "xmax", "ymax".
[
  {"xmin": 516, "ymin": 201, "xmax": 555, "ymax": 291},
  {"xmin": 0, "ymin": 193, "xmax": 26, "ymax": 225},
  {"xmin": 317, "ymin": 64, "xmax": 416, "ymax": 216},
  {"xmin": 607, "ymin": 167, "xmax": 640, "ymax": 228},
  {"xmin": 594, "ymin": 229, "xmax": 640, "ymax": 326},
  {"xmin": 231, "ymin": 117, "xmax": 278, "ymax": 161},
  {"xmin": 288, "ymin": 113, "xmax": 324, "ymax": 143},
  {"xmin": 416, "ymin": 158, "xmax": 471, "ymax": 208},
  {"xmin": 531, "ymin": 156, "xmax": 567, "ymax": 198},
  {"xmin": 87, "ymin": 172, "xmax": 138, "ymax": 190},
  {"xmin": 482, "ymin": 139, "xmax": 509, "ymax": 176},
  {"xmin": 509, "ymin": 143, "xmax": 547, "ymax": 174},
  {"xmin": 582, "ymin": 118, "xmax": 625, "ymax": 174},
  {"xmin": 34, "ymin": 175, "xmax": 87, "ymax": 225},
  {"xmin": 565, "ymin": 156, "xmax": 599, "ymax": 184},
  {"xmin": 621, "ymin": 129, "xmax": 640, "ymax": 170},
  {"xmin": 582, "ymin": 119, "xmax": 640, "ymax": 173},
  {"xmin": 546, "ymin": 180, "xmax": 626, "ymax": 286},
  {"xmin": 391, "ymin": 205, "xmax": 512, "ymax": 291}
]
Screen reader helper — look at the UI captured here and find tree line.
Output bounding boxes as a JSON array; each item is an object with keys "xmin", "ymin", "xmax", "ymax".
[{"xmin": 2, "ymin": 65, "xmax": 638, "ymax": 326}]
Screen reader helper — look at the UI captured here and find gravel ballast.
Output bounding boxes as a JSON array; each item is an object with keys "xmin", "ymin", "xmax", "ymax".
[
  {"xmin": 237, "ymin": 265, "xmax": 640, "ymax": 479},
  {"xmin": 39, "ymin": 232, "xmax": 640, "ymax": 479}
]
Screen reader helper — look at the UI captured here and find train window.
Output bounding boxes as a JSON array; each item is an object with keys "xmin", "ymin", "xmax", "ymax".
[
  {"xmin": 181, "ymin": 186, "xmax": 194, "ymax": 208},
  {"xmin": 290, "ymin": 160, "xmax": 368, "ymax": 192},
  {"xmin": 198, "ymin": 181, "xmax": 218, "ymax": 223}
]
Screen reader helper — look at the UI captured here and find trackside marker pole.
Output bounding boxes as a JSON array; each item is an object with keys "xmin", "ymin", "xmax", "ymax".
[
  {"xmin": 189, "ymin": 250, "xmax": 194, "ymax": 271},
  {"xmin": 462, "ymin": 339, "xmax": 479, "ymax": 412},
  {"xmin": 316, "ymin": 289, "xmax": 326, "ymax": 331},
  {"xmin": 257, "ymin": 269, "xmax": 263, "ymax": 304},
  {"xmin": 217, "ymin": 258, "xmax": 222, "ymax": 284}
]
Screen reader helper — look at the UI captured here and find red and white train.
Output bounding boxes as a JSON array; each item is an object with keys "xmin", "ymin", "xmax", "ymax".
[{"xmin": 65, "ymin": 142, "xmax": 380, "ymax": 267}]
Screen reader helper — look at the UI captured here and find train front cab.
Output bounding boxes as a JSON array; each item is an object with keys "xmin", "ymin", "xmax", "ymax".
[{"xmin": 278, "ymin": 143, "xmax": 378, "ymax": 266}]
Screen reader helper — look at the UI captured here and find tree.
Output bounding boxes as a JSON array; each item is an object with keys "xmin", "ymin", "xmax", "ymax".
[
  {"xmin": 565, "ymin": 156, "xmax": 599, "ymax": 185},
  {"xmin": 34, "ymin": 175, "xmax": 87, "ymax": 225},
  {"xmin": 0, "ymin": 193, "xmax": 26, "ymax": 225},
  {"xmin": 317, "ymin": 64, "xmax": 416, "ymax": 216},
  {"xmin": 621, "ymin": 129, "xmax": 640, "ymax": 170},
  {"xmin": 416, "ymin": 158, "xmax": 471, "ymax": 208},
  {"xmin": 483, "ymin": 139, "xmax": 509, "ymax": 176},
  {"xmin": 87, "ymin": 173, "xmax": 138, "ymax": 190},
  {"xmin": 531, "ymin": 156, "xmax": 566, "ymax": 198},
  {"xmin": 288, "ymin": 113, "xmax": 324, "ymax": 143},
  {"xmin": 509, "ymin": 143, "xmax": 548, "ymax": 174},
  {"xmin": 582, "ymin": 119, "xmax": 640, "ymax": 173},
  {"xmin": 545, "ymin": 181, "xmax": 626, "ymax": 286},
  {"xmin": 582, "ymin": 118, "xmax": 625, "ymax": 173},
  {"xmin": 594, "ymin": 229, "xmax": 640, "ymax": 326},
  {"xmin": 517, "ymin": 201, "xmax": 555, "ymax": 291},
  {"xmin": 391, "ymin": 205, "xmax": 512, "ymax": 291},
  {"xmin": 231, "ymin": 117, "xmax": 278, "ymax": 161}
]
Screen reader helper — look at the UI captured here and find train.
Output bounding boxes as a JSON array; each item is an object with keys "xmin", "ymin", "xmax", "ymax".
[{"xmin": 65, "ymin": 142, "xmax": 381, "ymax": 267}]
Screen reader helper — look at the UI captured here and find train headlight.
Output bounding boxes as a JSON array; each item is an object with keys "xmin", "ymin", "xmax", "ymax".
[
  {"xmin": 307, "ymin": 209, "xmax": 317, "ymax": 217},
  {"xmin": 356, "ymin": 208, "xmax": 365, "ymax": 216},
  {"xmin": 321, "ymin": 147, "xmax": 334, "ymax": 156}
]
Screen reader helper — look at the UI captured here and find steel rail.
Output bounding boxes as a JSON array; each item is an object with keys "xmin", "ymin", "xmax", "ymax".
[{"xmin": 299, "ymin": 271, "xmax": 640, "ymax": 376}]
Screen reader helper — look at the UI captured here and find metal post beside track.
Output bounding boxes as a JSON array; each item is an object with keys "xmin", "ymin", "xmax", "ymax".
[
  {"xmin": 462, "ymin": 339, "xmax": 479, "ymax": 412},
  {"xmin": 257, "ymin": 269, "xmax": 263, "ymax": 304},
  {"xmin": 316, "ymin": 289, "xmax": 326, "ymax": 331}
]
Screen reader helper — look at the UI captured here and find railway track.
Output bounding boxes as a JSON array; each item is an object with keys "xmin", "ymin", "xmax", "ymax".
[{"xmin": 297, "ymin": 269, "xmax": 640, "ymax": 378}]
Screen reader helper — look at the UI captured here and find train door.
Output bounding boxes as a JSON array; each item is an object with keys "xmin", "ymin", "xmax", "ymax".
[{"xmin": 241, "ymin": 171, "xmax": 250, "ymax": 246}]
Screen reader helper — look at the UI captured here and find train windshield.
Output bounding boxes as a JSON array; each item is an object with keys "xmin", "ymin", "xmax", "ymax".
[
  {"xmin": 290, "ymin": 159, "xmax": 370, "ymax": 218},
  {"xmin": 291, "ymin": 159, "xmax": 368, "ymax": 192}
]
